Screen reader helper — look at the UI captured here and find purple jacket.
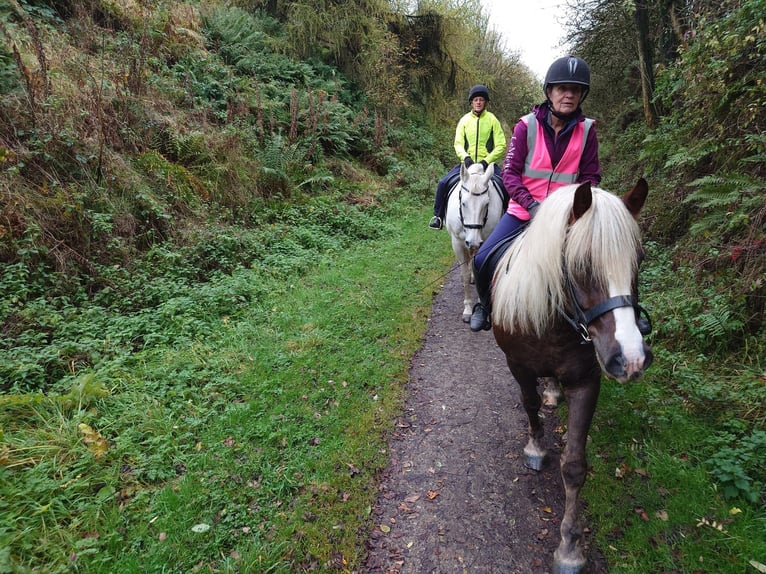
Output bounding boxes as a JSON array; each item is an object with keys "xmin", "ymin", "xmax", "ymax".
[{"xmin": 501, "ymin": 102, "xmax": 601, "ymax": 210}]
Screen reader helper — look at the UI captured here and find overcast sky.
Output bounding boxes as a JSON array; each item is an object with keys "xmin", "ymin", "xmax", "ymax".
[{"xmin": 481, "ymin": 0, "xmax": 568, "ymax": 80}]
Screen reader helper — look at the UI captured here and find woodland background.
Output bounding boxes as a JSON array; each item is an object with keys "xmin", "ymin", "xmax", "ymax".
[{"xmin": 0, "ymin": 0, "xmax": 764, "ymax": 572}]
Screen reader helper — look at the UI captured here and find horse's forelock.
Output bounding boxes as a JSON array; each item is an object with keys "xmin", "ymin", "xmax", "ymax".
[{"xmin": 565, "ymin": 189, "xmax": 642, "ymax": 290}]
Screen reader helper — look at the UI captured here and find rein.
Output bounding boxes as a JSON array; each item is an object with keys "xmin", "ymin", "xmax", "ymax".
[
  {"xmin": 458, "ymin": 183, "xmax": 490, "ymax": 230},
  {"xmin": 559, "ymin": 269, "xmax": 652, "ymax": 343}
]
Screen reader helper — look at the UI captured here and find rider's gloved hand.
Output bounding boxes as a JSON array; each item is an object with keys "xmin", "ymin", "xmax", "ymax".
[
  {"xmin": 527, "ymin": 200, "xmax": 540, "ymax": 219},
  {"xmin": 464, "ymin": 156, "xmax": 474, "ymax": 168},
  {"xmin": 480, "ymin": 160, "xmax": 488, "ymax": 170}
]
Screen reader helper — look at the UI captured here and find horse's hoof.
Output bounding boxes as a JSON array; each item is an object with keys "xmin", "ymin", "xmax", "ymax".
[
  {"xmin": 524, "ymin": 452, "xmax": 546, "ymax": 471},
  {"xmin": 553, "ymin": 558, "xmax": 586, "ymax": 574}
]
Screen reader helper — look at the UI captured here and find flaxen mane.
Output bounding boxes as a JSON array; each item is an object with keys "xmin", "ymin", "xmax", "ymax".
[{"xmin": 492, "ymin": 185, "xmax": 643, "ymax": 336}]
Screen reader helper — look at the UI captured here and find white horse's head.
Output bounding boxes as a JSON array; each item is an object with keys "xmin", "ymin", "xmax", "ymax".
[{"xmin": 446, "ymin": 162, "xmax": 498, "ymax": 252}]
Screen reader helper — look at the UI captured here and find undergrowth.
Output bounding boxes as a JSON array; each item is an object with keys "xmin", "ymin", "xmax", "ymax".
[{"xmin": 0, "ymin": 189, "xmax": 452, "ymax": 573}]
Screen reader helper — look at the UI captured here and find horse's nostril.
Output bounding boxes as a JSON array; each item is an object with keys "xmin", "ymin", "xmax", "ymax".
[{"xmin": 605, "ymin": 354, "xmax": 625, "ymax": 378}]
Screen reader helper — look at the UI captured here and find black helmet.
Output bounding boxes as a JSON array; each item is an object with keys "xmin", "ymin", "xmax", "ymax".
[
  {"xmin": 543, "ymin": 56, "xmax": 590, "ymax": 102},
  {"xmin": 468, "ymin": 84, "xmax": 490, "ymax": 102}
]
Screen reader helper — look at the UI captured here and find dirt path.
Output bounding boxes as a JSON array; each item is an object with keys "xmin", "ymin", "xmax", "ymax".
[{"xmin": 362, "ymin": 266, "xmax": 607, "ymax": 574}]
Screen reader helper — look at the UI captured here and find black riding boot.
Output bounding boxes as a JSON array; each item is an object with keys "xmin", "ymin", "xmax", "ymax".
[{"xmin": 470, "ymin": 257, "xmax": 493, "ymax": 332}]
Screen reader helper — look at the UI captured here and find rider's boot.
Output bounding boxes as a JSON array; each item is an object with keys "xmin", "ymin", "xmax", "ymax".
[
  {"xmin": 470, "ymin": 258, "xmax": 492, "ymax": 332},
  {"xmin": 428, "ymin": 216, "xmax": 443, "ymax": 230}
]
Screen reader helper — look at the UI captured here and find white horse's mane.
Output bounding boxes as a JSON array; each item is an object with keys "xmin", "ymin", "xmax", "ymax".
[{"xmin": 492, "ymin": 184, "xmax": 643, "ymax": 336}]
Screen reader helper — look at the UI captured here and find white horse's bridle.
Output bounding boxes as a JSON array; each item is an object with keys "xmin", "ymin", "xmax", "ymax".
[{"xmin": 458, "ymin": 183, "xmax": 490, "ymax": 230}]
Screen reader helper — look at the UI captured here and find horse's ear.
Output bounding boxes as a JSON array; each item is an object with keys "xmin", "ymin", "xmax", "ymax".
[
  {"xmin": 571, "ymin": 182, "xmax": 593, "ymax": 221},
  {"xmin": 482, "ymin": 164, "xmax": 494, "ymax": 185},
  {"xmin": 623, "ymin": 178, "xmax": 648, "ymax": 218}
]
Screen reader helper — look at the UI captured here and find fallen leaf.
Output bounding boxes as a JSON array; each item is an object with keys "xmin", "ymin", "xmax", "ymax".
[
  {"xmin": 191, "ymin": 523, "xmax": 210, "ymax": 533},
  {"xmin": 78, "ymin": 423, "xmax": 109, "ymax": 459},
  {"xmin": 379, "ymin": 524, "xmax": 390, "ymax": 533},
  {"xmin": 347, "ymin": 463, "xmax": 360, "ymax": 477},
  {"xmin": 427, "ymin": 490, "xmax": 440, "ymax": 500},
  {"xmin": 404, "ymin": 494, "xmax": 420, "ymax": 503},
  {"xmin": 749, "ymin": 560, "xmax": 766, "ymax": 573},
  {"xmin": 655, "ymin": 510, "xmax": 669, "ymax": 521}
]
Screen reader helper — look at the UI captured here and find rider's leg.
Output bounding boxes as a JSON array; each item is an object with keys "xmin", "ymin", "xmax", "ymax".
[
  {"xmin": 470, "ymin": 214, "xmax": 527, "ymax": 332},
  {"xmin": 430, "ymin": 165, "xmax": 461, "ymax": 229}
]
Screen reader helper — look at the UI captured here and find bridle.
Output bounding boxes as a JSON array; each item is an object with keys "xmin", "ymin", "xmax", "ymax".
[
  {"xmin": 458, "ymin": 183, "xmax": 490, "ymax": 230},
  {"xmin": 559, "ymin": 269, "xmax": 652, "ymax": 343}
]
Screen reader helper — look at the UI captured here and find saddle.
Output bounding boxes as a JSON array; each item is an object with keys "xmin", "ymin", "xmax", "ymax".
[{"xmin": 474, "ymin": 224, "xmax": 527, "ymax": 293}]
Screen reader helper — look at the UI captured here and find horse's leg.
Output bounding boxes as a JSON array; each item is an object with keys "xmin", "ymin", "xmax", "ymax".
[
  {"xmin": 515, "ymin": 374, "xmax": 547, "ymax": 470},
  {"xmin": 452, "ymin": 238, "xmax": 473, "ymax": 322},
  {"xmin": 553, "ymin": 380, "xmax": 600, "ymax": 574},
  {"xmin": 542, "ymin": 377, "xmax": 562, "ymax": 407}
]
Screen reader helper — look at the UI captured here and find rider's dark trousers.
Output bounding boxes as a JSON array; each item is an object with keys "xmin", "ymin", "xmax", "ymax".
[{"xmin": 472, "ymin": 212, "xmax": 529, "ymax": 309}]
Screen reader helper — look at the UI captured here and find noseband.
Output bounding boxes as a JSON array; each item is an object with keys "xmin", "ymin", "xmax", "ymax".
[
  {"xmin": 560, "ymin": 270, "xmax": 652, "ymax": 343},
  {"xmin": 458, "ymin": 183, "xmax": 490, "ymax": 230}
]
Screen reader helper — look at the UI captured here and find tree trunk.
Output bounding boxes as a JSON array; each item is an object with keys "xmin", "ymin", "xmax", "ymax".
[{"xmin": 635, "ymin": 0, "xmax": 658, "ymax": 128}]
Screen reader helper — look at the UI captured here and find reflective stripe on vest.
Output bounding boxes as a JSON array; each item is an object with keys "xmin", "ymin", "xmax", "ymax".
[{"xmin": 522, "ymin": 113, "xmax": 593, "ymax": 194}]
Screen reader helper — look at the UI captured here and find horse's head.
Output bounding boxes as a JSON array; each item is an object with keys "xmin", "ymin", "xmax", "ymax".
[
  {"xmin": 492, "ymin": 179, "xmax": 652, "ymax": 384},
  {"xmin": 564, "ymin": 179, "xmax": 653, "ymax": 382},
  {"xmin": 455, "ymin": 162, "xmax": 495, "ymax": 252}
]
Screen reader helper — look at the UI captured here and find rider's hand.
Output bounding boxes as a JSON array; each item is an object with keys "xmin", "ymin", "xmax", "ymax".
[
  {"xmin": 464, "ymin": 156, "xmax": 474, "ymax": 168},
  {"xmin": 480, "ymin": 160, "xmax": 488, "ymax": 170},
  {"xmin": 527, "ymin": 200, "xmax": 540, "ymax": 219}
]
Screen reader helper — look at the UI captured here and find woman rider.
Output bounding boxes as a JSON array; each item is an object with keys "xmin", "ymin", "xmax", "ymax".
[
  {"xmin": 469, "ymin": 55, "xmax": 602, "ymax": 332},
  {"xmin": 429, "ymin": 84, "xmax": 508, "ymax": 230}
]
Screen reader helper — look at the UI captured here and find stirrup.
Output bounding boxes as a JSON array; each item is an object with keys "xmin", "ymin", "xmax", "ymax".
[{"xmin": 428, "ymin": 216, "xmax": 443, "ymax": 230}]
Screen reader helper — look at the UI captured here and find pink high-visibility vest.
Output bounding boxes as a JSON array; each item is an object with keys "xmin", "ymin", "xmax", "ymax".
[{"xmin": 507, "ymin": 113, "xmax": 593, "ymax": 220}]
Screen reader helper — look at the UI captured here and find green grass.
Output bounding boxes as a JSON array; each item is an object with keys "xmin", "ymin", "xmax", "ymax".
[
  {"xmin": 581, "ymin": 352, "xmax": 766, "ymax": 573},
  {"xmin": 0, "ymin": 195, "xmax": 454, "ymax": 573}
]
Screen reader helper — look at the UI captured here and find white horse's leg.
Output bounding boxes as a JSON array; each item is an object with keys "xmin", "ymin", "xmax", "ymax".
[
  {"xmin": 451, "ymin": 237, "xmax": 474, "ymax": 322},
  {"xmin": 542, "ymin": 377, "xmax": 562, "ymax": 407}
]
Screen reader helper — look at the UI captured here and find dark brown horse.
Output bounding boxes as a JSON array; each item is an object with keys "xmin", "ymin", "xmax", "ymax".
[{"xmin": 490, "ymin": 179, "xmax": 652, "ymax": 574}]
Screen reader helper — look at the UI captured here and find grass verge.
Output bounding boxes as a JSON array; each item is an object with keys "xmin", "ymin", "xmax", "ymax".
[{"xmin": 0, "ymin": 197, "xmax": 454, "ymax": 573}]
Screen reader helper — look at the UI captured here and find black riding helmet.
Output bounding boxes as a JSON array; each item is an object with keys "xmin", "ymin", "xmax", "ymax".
[
  {"xmin": 543, "ymin": 56, "xmax": 590, "ymax": 103},
  {"xmin": 468, "ymin": 84, "xmax": 490, "ymax": 102}
]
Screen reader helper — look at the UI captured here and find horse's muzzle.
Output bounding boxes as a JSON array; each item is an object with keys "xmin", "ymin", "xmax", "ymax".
[{"xmin": 604, "ymin": 344, "xmax": 653, "ymax": 382}]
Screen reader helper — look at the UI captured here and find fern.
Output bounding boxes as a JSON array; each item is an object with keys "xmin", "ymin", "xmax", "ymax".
[
  {"xmin": 253, "ymin": 133, "xmax": 313, "ymax": 197},
  {"xmin": 0, "ymin": 7, "xmax": 22, "ymax": 96},
  {"xmin": 684, "ymin": 172, "xmax": 766, "ymax": 238},
  {"xmin": 202, "ymin": 7, "xmax": 272, "ymax": 63}
]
